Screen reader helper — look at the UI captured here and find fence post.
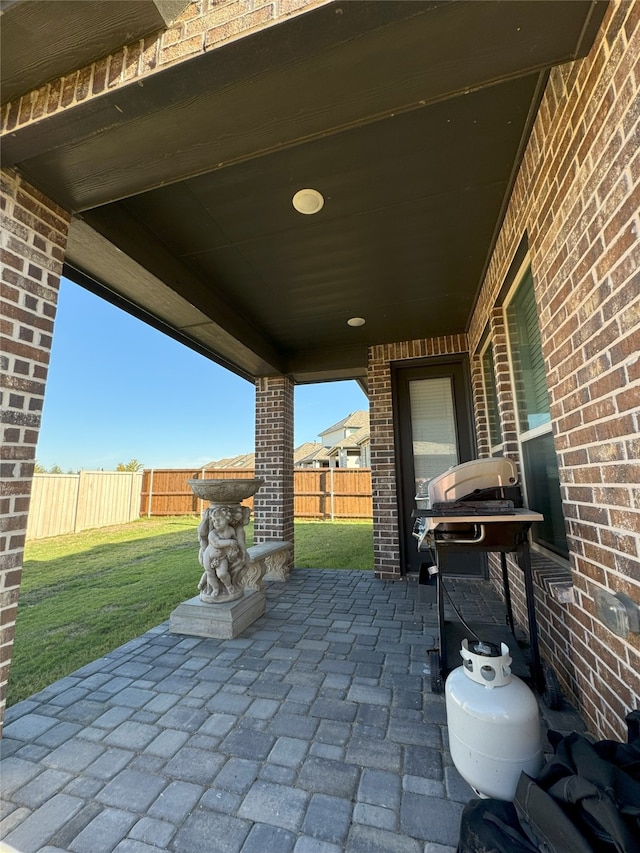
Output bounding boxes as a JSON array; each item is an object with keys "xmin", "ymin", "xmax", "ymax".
[
  {"xmin": 147, "ymin": 469, "xmax": 154, "ymax": 517},
  {"xmin": 330, "ymin": 465, "xmax": 335, "ymax": 521}
]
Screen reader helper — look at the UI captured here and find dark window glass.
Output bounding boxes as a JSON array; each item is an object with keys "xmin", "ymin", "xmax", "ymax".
[{"xmin": 522, "ymin": 431, "xmax": 569, "ymax": 558}]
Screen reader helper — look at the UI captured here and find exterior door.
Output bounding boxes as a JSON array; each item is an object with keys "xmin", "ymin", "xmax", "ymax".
[{"xmin": 394, "ymin": 358, "xmax": 483, "ymax": 576}]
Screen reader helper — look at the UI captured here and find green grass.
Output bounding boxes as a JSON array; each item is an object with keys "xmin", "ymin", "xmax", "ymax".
[
  {"xmin": 293, "ymin": 519, "xmax": 374, "ymax": 569},
  {"xmin": 9, "ymin": 517, "xmax": 373, "ymax": 706}
]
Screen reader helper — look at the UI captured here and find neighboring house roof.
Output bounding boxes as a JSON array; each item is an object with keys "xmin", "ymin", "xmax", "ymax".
[
  {"xmin": 296, "ymin": 445, "xmax": 330, "ymax": 466},
  {"xmin": 327, "ymin": 426, "xmax": 370, "ymax": 455},
  {"xmin": 206, "ymin": 453, "xmax": 255, "ymax": 469},
  {"xmin": 206, "ymin": 415, "xmax": 370, "ymax": 468},
  {"xmin": 294, "ymin": 442, "xmax": 323, "ymax": 464},
  {"xmin": 318, "ymin": 410, "xmax": 369, "ymax": 437},
  {"xmin": 208, "ymin": 442, "xmax": 325, "ymax": 469}
]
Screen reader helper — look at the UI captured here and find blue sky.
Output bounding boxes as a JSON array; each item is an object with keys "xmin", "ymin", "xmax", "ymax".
[{"xmin": 35, "ymin": 278, "xmax": 368, "ymax": 472}]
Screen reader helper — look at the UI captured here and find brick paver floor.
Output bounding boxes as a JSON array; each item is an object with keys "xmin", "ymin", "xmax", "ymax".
[{"xmin": 0, "ymin": 569, "xmax": 582, "ymax": 853}]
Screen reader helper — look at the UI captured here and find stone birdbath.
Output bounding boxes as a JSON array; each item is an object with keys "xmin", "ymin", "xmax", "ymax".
[
  {"xmin": 169, "ymin": 477, "xmax": 265, "ymax": 640},
  {"xmin": 187, "ymin": 478, "xmax": 263, "ymax": 604}
]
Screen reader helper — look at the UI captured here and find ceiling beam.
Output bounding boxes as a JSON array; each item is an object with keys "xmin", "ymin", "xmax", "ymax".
[
  {"xmin": 0, "ymin": 0, "xmax": 190, "ymax": 104},
  {"xmin": 2, "ymin": 1, "xmax": 607, "ymax": 212},
  {"xmin": 66, "ymin": 216, "xmax": 285, "ymax": 378}
]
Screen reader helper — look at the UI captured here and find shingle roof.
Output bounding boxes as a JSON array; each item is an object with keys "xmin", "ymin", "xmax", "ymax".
[
  {"xmin": 205, "ymin": 412, "xmax": 370, "ymax": 468},
  {"xmin": 294, "ymin": 442, "xmax": 323, "ymax": 463},
  {"xmin": 205, "ymin": 453, "xmax": 255, "ymax": 469},
  {"xmin": 207, "ymin": 442, "xmax": 325, "ymax": 469},
  {"xmin": 318, "ymin": 410, "xmax": 369, "ymax": 436},
  {"xmin": 296, "ymin": 445, "xmax": 331, "ymax": 465},
  {"xmin": 326, "ymin": 426, "xmax": 370, "ymax": 453}
]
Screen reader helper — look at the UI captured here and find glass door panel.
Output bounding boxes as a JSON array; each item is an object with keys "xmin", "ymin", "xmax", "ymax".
[{"xmin": 409, "ymin": 377, "xmax": 459, "ymax": 501}]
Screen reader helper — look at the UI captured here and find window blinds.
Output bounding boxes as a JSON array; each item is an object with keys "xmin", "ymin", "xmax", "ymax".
[{"xmin": 409, "ymin": 377, "xmax": 458, "ymax": 490}]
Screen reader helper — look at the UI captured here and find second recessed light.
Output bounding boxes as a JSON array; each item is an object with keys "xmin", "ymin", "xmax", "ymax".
[{"xmin": 292, "ymin": 188, "xmax": 324, "ymax": 215}]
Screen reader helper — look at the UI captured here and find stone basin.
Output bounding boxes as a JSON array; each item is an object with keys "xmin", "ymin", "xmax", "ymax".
[{"xmin": 187, "ymin": 477, "xmax": 264, "ymax": 503}]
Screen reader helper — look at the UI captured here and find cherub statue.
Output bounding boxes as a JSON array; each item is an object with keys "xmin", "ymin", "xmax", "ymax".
[{"xmin": 197, "ymin": 505, "xmax": 249, "ymax": 601}]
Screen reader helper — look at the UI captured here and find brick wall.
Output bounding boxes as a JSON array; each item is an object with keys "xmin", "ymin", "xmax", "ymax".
[
  {"xmin": 0, "ymin": 169, "xmax": 70, "ymax": 731},
  {"xmin": 1, "ymin": 0, "xmax": 330, "ymax": 135},
  {"xmin": 254, "ymin": 376, "xmax": 295, "ymax": 551},
  {"xmin": 467, "ymin": 1, "xmax": 639, "ymax": 740},
  {"xmin": 368, "ymin": 336, "xmax": 468, "ymax": 580}
]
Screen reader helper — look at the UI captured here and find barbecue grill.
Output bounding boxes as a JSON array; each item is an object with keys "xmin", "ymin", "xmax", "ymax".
[{"xmin": 412, "ymin": 458, "xmax": 553, "ymax": 700}]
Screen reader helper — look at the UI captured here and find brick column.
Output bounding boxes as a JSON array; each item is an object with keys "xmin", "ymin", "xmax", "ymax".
[
  {"xmin": 253, "ymin": 376, "xmax": 294, "ymax": 558},
  {"xmin": 0, "ymin": 168, "xmax": 70, "ymax": 732},
  {"xmin": 368, "ymin": 348, "xmax": 401, "ymax": 580}
]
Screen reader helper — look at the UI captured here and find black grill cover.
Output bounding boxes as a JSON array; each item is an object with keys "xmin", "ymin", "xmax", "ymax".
[{"xmin": 457, "ymin": 711, "xmax": 640, "ymax": 853}]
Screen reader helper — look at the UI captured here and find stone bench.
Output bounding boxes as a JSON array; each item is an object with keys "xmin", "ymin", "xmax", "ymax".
[
  {"xmin": 170, "ymin": 540, "xmax": 294, "ymax": 639},
  {"xmin": 238, "ymin": 541, "xmax": 293, "ymax": 591}
]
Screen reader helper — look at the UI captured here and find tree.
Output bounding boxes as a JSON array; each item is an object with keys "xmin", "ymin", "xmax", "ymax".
[
  {"xmin": 34, "ymin": 462, "xmax": 47, "ymax": 473},
  {"xmin": 116, "ymin": 459, "xmax": 144, "ymax": 472}
]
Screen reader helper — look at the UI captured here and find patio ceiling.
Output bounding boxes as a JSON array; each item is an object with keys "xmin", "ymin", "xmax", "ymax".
[{"xmin": 1, "ymin": 0, "xmax": 607, "ymax": 385}]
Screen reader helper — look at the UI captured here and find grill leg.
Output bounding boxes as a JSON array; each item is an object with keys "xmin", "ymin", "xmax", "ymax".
[
  {"xmin": 501, "ymin": 552, "xmax": 515, "ymax": 636},
  {"xmin": 519, "ymin": 544, "xmax": 544, "ymax": 693}
]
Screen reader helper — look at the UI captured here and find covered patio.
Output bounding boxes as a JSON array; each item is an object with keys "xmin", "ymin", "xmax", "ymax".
[
  {"xmin": 1, "ymin": 570, "xmax": 584, "ymax": 853},
  {"xmin": 2, "ymin": 0, "xmax": 638, "ymax": 766}
]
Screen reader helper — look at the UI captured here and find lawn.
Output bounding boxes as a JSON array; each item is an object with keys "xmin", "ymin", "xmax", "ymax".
[{"xmin": 9, "ymin": 517, "xmax": 373, "ymax": 706}]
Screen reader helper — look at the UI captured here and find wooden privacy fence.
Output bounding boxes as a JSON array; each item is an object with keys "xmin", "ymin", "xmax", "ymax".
[
  {"xmin": 141, "ymin": 468, "xmax": 373, "ymax": 520},
  {"xmin": 26, "ymin": 471, "xmax": 143, "ymax": 540},
  {"xmin": 294, "ymin": 467, "xmax": 372, "ymax": 520}
]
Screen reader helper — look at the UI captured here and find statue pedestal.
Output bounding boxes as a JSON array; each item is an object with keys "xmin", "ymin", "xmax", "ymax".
[{"xmin": 169, "ymin": 589, "xmax": 265, "ymax": 639}]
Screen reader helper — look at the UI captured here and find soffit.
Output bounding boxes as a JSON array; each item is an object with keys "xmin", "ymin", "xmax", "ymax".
[
  {"xmin": 0, "ymin": 0, "xmax": 190, "ymax": 104},
  {"xmin": 1, "ymin": 0, "xmax": 608, "ymax": 383}
]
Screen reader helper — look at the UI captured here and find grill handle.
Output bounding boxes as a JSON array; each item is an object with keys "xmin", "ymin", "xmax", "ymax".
[{"xmin": 436, "ymin": 524, "xmax": 487, "ymax": 545}]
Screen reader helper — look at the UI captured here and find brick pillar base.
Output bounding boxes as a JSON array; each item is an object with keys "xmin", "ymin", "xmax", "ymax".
[
  {"xmin": 0, "ymin": 168, "xmax": 70, "ymax": 733},
  {"xmin": 254, "ymin": 376, "xmax": 294, "ymax": 561}
]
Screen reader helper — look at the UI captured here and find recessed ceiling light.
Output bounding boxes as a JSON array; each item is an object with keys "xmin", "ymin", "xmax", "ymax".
[
  {"xmin": 347, "ymin": 317, "xmax": 366, "ymax": 327},
  {"xmin": 292, "ymin": 188, "xmax": 324, "ymax": 215}
]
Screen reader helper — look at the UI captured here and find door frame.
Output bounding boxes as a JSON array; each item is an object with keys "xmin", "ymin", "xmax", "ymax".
[{"xmin": 391, "ymin": 355, "xmax": 477, "ymax": 576}]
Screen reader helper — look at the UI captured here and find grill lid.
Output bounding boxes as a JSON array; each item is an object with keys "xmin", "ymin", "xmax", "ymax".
[{"xmin": 428, "ymin": 458, "xmax": 518, "ymax": 504}]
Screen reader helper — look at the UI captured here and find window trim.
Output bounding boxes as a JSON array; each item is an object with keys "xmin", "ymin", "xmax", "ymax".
[{"xmin": 519, "ymin": 420, "xmax": 553, "ymax": 444}]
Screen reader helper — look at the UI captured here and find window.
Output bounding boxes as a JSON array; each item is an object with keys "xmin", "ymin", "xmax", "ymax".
[
  {"xmin": 481, "ymin": 341, "xmax": 503, "ymax": 452},
  {"xmin": 507, "ymin": 271, "xmax": 552, "ymax": 433},
  {"xmin": 505, "ymin": 265, "xmax": 569, "ymax": 559}
]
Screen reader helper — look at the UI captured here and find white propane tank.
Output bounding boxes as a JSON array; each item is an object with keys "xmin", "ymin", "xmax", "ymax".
[{"xmin": 445, "ymin": 639, "xmax": 543, "ymax": 801}]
